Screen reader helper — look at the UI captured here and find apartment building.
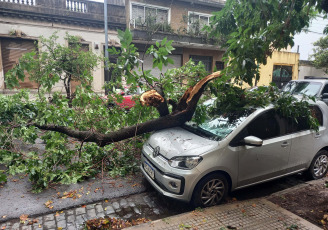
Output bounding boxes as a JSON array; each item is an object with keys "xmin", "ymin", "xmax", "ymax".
[
  {"xmin": 0, "ymin": 0, "xmax": 126, "ymax": 93},
  {"xmin": 125, "ymin": 0, "xmax": 226, "ymax": 78}
]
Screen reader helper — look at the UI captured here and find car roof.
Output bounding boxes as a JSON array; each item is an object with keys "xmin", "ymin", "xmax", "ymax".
[{"xmin": 289, "ymin": 79, "xmax": 328, "ymax": 84}]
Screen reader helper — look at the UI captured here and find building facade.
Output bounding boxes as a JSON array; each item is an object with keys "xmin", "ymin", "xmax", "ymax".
[
  {"xmin": 0, "ymin": 0, "xmax": 126, "ymax": 93},
  {"xmin": 125, "ymin": 0, "xmax": 226, "ymax": 78},
  {"xmin": 298, "ymin": 60, "xmax": 328, "ymax": 79},
  {"xmin": 257, "ymin": 51, "xmax": 300, "ymax": 88}
]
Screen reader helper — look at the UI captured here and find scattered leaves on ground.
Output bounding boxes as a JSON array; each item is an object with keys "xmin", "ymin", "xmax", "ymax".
[
  {"xmin": 19, "ymin": 214, "xmax": 29, "ymax": 223},
  {"xmin": 27, "ymin": 219, "xmax": 38, "ymax": 225},
  {"xmin": 57, "ymin": 190, "xmax": 82, "ymax": 200},
  {"xmin": 44, "ymin": 200, "xmax": 53, "ymax": 209},
  {"xmin": 85, "ymin": 217, "xmax": 150, "ymax": 230}
]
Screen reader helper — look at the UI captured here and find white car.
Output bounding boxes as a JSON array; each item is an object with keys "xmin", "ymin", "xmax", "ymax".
[{"xmin": 141, "ymin": 100, "xmax": 328, "ymax": 207}]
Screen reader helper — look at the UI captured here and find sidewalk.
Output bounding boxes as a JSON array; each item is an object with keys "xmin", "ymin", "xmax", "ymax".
[
  {"xmin": 0, "ymin": 178, "xmax": 324, "ymax": 230},
  {"xmin": 127, "ymin": 199, "xmax": 322, "ymax": 230}
]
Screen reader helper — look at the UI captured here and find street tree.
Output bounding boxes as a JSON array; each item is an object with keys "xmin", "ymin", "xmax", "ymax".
[
  {"xmin": 311, "ymin": 35, "xmax": 328, "ymax": 73},
  {"xmin": 1, "ymin": 0, "xmax": 328, "ymax": 190},
  {"xmin": 5, "ymin": 33, "xmax": 100, "ymax": 107}
]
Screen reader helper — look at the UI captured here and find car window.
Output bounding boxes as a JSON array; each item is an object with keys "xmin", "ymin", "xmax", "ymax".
[
  {"xmin": 230, "ymin": 110, "xmax": 280, "ymax": 146},
  {"xmin": 282, "ymin": 81, "xmax": 322, "ymax": 97},
  {"xmin": 287, "ymin": 105, "xmax": 323, "ymax": 133},
  {"xmin": 321, "ymin": 84, "xmax": 328, "ymax": 95}
]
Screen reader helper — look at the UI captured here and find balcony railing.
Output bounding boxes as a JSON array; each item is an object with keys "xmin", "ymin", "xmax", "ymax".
[
  {"xmin": 0, "ymin": 0, "xmax": 35, "ymax": 6},
  {"xmin": 66, "ymin": 0, "xmax": 87, "ymax": 13}
]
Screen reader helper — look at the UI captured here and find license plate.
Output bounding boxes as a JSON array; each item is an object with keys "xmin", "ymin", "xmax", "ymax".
[{"xmin": 143, "ymin": 160, "xmax": 155, "ymax": 180}]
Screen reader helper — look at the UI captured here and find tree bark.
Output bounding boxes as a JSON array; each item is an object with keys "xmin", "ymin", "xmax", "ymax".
[{"xmin": 33, "ymin": 71, "xmax": 222, "ymax": 146}]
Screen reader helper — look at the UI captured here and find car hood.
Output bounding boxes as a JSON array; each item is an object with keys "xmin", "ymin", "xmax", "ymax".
[{"xmin": 147, "ymin": 127, "xmax": 218, "ymax": 159}]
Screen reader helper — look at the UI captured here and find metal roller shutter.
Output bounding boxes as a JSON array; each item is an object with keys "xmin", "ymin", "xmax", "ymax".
[{"xmin": 1, "ymin": 38, "xmax": 38, "ymax": 89}]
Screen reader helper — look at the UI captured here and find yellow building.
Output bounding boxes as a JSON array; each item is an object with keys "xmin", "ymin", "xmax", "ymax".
[{"xmin": 257, "ymin": 51, "xmax": 300, "ymax": 88}]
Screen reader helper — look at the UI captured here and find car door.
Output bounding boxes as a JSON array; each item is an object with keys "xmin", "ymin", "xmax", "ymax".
[
  {"xmin": 288, "ymin": 106, "xmax": 324, "ymax": 171},
  {"xmin": 228, "ymin": 109, "xmax": 291, "ymax": 188}
]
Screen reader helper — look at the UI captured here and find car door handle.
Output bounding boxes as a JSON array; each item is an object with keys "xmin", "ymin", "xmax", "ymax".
[{"xmin": 281, "ymin": 142, "xmax": 289, "ymax": 147}]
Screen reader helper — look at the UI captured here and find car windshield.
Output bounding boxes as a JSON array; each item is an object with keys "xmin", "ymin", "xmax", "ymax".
[
  {"xmin": 183, "ymin": 114, "xmax": 250, "ymax": 141},
  {"xmin": 282, "ymin": 81, "xmax": 322, "ymax": 96}
]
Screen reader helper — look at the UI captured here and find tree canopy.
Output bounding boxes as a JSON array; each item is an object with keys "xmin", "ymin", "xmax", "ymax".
[
  {"xmin": 208, "ymin": 0, "xmax": 328, "ymax": 85},
  {"xmin": 311, "ymin": 35, "xmax": 328, "ymax": 73},
  {"xmin": 1, "ymin": 0, "xmax": 328, "ymax": 191}
]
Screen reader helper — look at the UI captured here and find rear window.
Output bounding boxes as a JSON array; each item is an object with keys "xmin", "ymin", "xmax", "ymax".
[{"xmin": 282, "ymin": 81, "xmax": 322, "ymax": 97}]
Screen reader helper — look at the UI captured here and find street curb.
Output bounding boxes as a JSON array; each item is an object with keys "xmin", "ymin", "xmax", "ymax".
[
  {"xmin": 126, "ymin": 198, "xmax": 322, "ymax": 230},
  {"xmin": 267, "ymin": 177, "xmax": 326, "ymax": 198}
]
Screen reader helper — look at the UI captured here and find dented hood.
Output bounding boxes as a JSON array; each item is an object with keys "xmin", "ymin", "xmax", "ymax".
[{"xmin": 147, "ymin": 127, "xmax": 218, "ymax": 159}]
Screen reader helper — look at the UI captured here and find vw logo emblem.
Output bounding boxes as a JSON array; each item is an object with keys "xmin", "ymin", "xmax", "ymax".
[{"xmin": 153, "ymin": 146, "xmax": 160, "ymax": 158}]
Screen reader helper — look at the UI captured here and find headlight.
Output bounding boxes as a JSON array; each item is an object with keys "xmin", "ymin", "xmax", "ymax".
[{"xmin": 168, "ymin": 156, "xmax": 203, "ymax": 170}]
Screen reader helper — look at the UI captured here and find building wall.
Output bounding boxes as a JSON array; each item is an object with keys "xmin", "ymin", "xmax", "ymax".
[
  {"xmin": 126, "ymin": 0, "xmax": 221, "ymax": 32},
  {"xmin": 182, "ymin": 47, "xmax": 224, "ymax": 72},
  {"xmin": 257, "ymin": 51, "xmax": 300, "ymax": 86},
  {"xmin": 0, "ymin": 18, "xmax": 120, "ymax": 93},
  {"xmin": 298, "ymin": 61, "xmax": 328, "ymax": 79}
]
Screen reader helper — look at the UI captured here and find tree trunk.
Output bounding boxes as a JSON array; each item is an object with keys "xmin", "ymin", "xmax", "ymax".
[{"xmin": 33, "ymin": 72, "xmax": 222, "ymax": 146}]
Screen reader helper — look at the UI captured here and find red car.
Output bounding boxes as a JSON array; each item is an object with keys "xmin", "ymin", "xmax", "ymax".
[{"xmin": 115, "ymin": 92, "xmax": 136, "ymax": 109}]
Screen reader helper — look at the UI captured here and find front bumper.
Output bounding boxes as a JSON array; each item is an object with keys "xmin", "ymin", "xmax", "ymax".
[{"xmin": 141, "ymin": 145, "xmax": 201, "ymax": 202}]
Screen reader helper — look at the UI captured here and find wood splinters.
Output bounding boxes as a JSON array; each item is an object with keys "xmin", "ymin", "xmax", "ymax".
[{"xmin": 140, "ymin": 89, "xmax": 164, "ymax": 107}]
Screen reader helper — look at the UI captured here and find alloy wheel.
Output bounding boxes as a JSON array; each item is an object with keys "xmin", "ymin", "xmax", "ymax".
[
  {"xmin": 313, "ymin": 155, "xmax": 328, "ymax": 177},
  {"xmin": 200, "ymin": 179, "xmax": 225, "ymax": 206}
]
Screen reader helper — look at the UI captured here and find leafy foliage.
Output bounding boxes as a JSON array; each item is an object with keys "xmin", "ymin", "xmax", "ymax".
[
  {"xmin": 5, "ymin": 33, "xmax": 100, "ymax": 106},
  {"xmin": 0, "ymin": 170, "xmax": 7, "ymax": 184},
  {"xmin": 311, "ymin": 35, "xmax": 328, "ymax": 74},
  {"xmin": 207, "ymin": 0, "xmax": 325, "ymax": 85},
  {"xmin": 0, "ymin": 20, "xmax": 323, "ymax": 194},
  {"xmin": 200, "ymin": 83, "xmax": 319, "ymax": 131},
  {"xmin": 0, "ymin": 30, "xmax": 208, "ymax": 192}
]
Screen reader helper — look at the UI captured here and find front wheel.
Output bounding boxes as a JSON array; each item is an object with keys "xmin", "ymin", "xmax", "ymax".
[
  {"xmin": 306, "ymin": 150, "xmax": 328, "ymax": 180},
  {"xmin": 191, "ymin": 173, "xmax": 228, "ymax": 208}
]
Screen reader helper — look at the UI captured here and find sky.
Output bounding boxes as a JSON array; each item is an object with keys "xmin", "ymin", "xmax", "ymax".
[{"xmin": 291, "ymin": 16, "xmax": 328, "ymax": 61}]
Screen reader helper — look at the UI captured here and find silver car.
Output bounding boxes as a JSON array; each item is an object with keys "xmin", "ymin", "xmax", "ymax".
[{"xmin": 141, "ymin": 101, "xmax": 328, "ymax": 207}]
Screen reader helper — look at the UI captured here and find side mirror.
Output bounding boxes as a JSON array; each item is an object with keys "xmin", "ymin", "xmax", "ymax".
[
  {"xmin": 243, "ymin": 136, "xmax": 263, "ymax": 147},
  {"xmin": 322, "ymin": 93, "xmax": 328, "ymax": 99}
]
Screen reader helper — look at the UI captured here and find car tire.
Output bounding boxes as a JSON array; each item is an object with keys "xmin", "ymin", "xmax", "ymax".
[
  {"xmin": 306, "ymin": 150, "xmax": 328, "ymax": 180},
  {"xmin": 191, "ymin": 173, "xmax": 228, "ymax": 208}
]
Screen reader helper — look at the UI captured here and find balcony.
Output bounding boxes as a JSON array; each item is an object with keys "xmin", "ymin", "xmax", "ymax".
[{"xmin": 0, "ymin": 0, "xmax": 126, "ymax": 30}]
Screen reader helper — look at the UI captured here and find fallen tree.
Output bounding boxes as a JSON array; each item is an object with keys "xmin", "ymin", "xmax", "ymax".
[
  {"xmin": 1, "ymin": 0, "xmax": 327, "ymax": 190},
  {"xmin": 32, "ymin": 71, "xmax": 221, "ymax": 147}
]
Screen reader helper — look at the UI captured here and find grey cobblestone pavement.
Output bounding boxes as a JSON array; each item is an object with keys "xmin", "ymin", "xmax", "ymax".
[
  {"xmin": 0, "ymin": 174, "xmax": 319, "ymax": 230},
  {"xmin": 0, "ymin": 192, "xmax": 191, "ymax": 230},
  {"xmin": 127, "ymin": 199, "xmax": 322, "ymax": 230}
]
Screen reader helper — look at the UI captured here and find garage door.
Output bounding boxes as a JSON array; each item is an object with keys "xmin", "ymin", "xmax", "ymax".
[
  {"xmin": 139, "ymin": 53, "xmax": 182, "ymax": 78},
  {"xmin": 1, "ymin": 38, "xmax": 38, "ymax": 89}
]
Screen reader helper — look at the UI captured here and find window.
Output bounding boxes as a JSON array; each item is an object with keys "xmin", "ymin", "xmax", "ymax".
[
  {"xmin": 215, "ymin": 61, "xmax": 224, "ymax": 71},
  {"xmin": 230, "ymin": 110, "xmax": 281, "ymax": 146},
  {"xmin": 272, "ymin": 65, "xmax": 293, "ymax": 88},
  {"xmin": 188, "ymin": 12, "xmax": 211, "ymax": 34},
  {"xmin": 282, "ymin": 81, "xmax": 322, "ymax": 97},
  {"xmin": 287, "ymin": 106, "xmax": 323, "ymax": 133},
  {"xmin": 131, "ymin": 3, "xmax": 169, "ymax": 28},
  {"xmin": 190, "ymin": 55, "xmax": 212, "ymax": 72}
]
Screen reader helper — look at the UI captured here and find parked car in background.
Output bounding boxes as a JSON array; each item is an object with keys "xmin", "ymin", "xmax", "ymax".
[
  {"xmin": 104, "ymin": 86, "xmax": 143, "ymax": 109},
  {"xmin": 141, "ymin": 100, "xmax": 328, "ymax": 207},
  {"xmin": 282, "ymin": 78, "xmax": 328, "ymax": 105}
]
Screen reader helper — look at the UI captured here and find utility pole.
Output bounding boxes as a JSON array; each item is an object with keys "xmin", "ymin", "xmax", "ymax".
[{"xmin": 104, "ymin": 0, "xmax": 109, "ymax": 94}]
